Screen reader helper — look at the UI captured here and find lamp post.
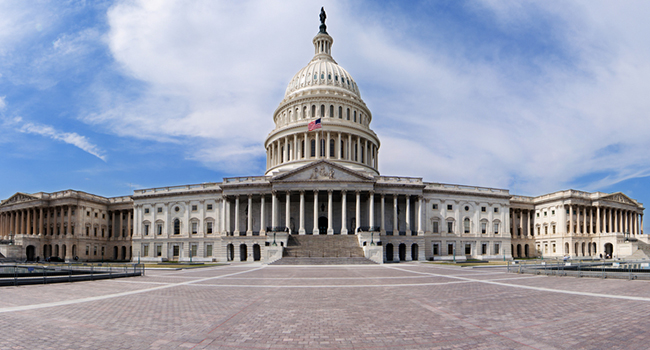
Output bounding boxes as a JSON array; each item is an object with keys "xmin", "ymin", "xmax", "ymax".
[
  {"xmin": 370, "ymin": 231, "xmax": 375, "ymax": 246},
  {"xmin": 272, "ymin": 231, "xmax": 277, "ymax": 246}
]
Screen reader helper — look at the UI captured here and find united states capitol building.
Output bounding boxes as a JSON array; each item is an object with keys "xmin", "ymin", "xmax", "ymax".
[{"xmin": 0, "ymin": 12, "xmax": 646, "ymax": 264}]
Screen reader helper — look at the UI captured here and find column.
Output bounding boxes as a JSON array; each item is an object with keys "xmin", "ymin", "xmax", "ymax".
[
  {"xmin": 405, "ymin": 195, "xmax": 411, "ymax": 235},
  {"xmin": 283, "ymin": 137, "xmax": 288, "ymax": 163},
  {"xmin": 348, "ymin": 134, "xmax": 352, "ymax": 160},
  {"xmin": 285, "ymin": 191, "xmax": 291, "ymax": 233},
  {"xmin": 326, "ymin": 131, "xmax": 331, "ymax": 159},
  {"xmin": 234, "ymin": 196, "xmax": 240, "ymax": 235},
  {"xmin": 247, "ymin": 195, "xmax": 253, "ymax": 235},
  {"xmin": 293, "ymin": 134, "xmax": 297, "ymax": 161},
  {"xmin": 526, "ymin": 210, "xmax": 530, "ymax": 236},
  {"xmin": 327, "ymin": 190, "xmax": 333, "ymax": 234},
  {"xmin": 355, "ymin": 137, "xmax": 359, "ymax": 162},
  {"xmin": 127, "ymin": 209, "xmax": 132, "ymax": 237},
  {"xmin": 418, "ymin": 196, "xmax": 423, "ymax": 235},
  {"xmin": 569, "ymin": 205, "xmax": 573, "ymax": 234},
  {"xmin": 380, "ymin": 195, "xmax": 386, "ymax": 234},
  {"xmin": 596, "ymin": 206, "xmax": 601, "ymax": 234},
  {"xmin": 304, "ymin": 132, "xmax": 308, "ymax": 159},
  {"xmin": 26, "ymin": 209, "xmax": 31, "ymax": 235},
  {"xmin": 393, "ymin": 195, "xmax": 398, "ymax": 234},
  {"xmin": 33, "ymin": 208, "xmax": 37, "ymax": 235},
  {"xmin": 583, "ymin": 207, "xmax": 587, "ymax": 235},
  {"xmin": 355, "ymin": 191, "xmax": 361, "ymax": 234},
  {"xmin": 313, "ymin": 190, "xmax": 319, "ymax": 234},
  {"xmin": 271, "ymin": 191, "xmax": 277, "ymax": 229},
  {"xmin": 341, "ymin": 191, "xmax": 348, "ymax": 235},
  {"xmin": 299, "ymin": 191, "xmax": 305, "ymax": 235},
  {"xmin": 260, "ymin": 195, "xmax": 266, "ymax": 235},
  {"xmin": 337, "ymin": 132, "xmax": 342, "ymax": 159},
  {"xmin": 17, "ymin": 210, "xmax": 22, "ymax": 235},
  {"xmin": 368, "ymin": 191, "xmax": 374, "ymax": 230},
  {"xmin": 315, "ymin": 132, "xmax": 320, "ymax": 159},
  {"xmin": 221, "ymin": 197, "xmax": 227, "ymax": 233},
  {"xmin": 641, "ymin": 214, "xmax": 644, "ymax": 235},
  {"xmin": 67, "ymin": 206, "xmax": 71, "ymax": 235}
]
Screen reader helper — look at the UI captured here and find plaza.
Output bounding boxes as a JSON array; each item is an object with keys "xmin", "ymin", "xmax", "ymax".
[{"xmin": 1, "ymin": 263, "xmax": 650, "ymax": 349}]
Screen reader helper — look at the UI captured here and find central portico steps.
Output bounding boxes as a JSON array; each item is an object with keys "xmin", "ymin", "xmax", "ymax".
[{"xmin": 270, "ymin": 235, "xmax": 376, "ymax": 265}]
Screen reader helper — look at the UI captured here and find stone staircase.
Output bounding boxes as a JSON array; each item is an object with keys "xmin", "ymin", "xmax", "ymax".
[
  {"xmin": 629, "ymin": 240, "xmax": 650, "ymax": 260},
  {"xmin": 270, "ymin": 235, "xmax": 375, "ymax": 265}
]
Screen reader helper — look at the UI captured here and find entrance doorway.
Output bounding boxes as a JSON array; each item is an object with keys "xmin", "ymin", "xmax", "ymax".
[
  {"xmin": 318, "ymin": 216, "xmax": 328, "ymax": 234},
  {"xmin": 240, "ymin": 244, "xmax": 247, "ymax": 261},
  {"xmin": 113, "ymin": 246, "xmax": 118, "ymax": 260},
  {"xmin": 604, "ymin": 243, "xmax": 613, "ymax": 258},
  {"xmin": 26, "ymin": 245, "xmax": 35, "ymax": 261},
  {"xmin": 398, "ymin": 243, "xmax": 406, "ymax": 261},
  {"xmin": 227, "ymin": 244, "xmax": 234, "ymax": 261},
  {"xmin": 411, "ymin": 244, "xmax": 419, "ymax": 261},
  {"xmin": 386, "ymin": 243, "xmax": 394, "ymax": 261},
  {"xmin": 253, "ymin": 244, "xmax": 261, "ymax": 261}
]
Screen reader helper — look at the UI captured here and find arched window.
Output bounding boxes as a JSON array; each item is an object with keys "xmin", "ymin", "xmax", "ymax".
[
  {"xmin": 311, "ymin": 105, "xmax": 315, "ymax": 119},
  {"xmin": 301, "ymin": 140, "xmax": 305, "ymax": 158},
  {"xmin": 174, "ymin": 219, "xmax": 180, "ymax": 235},
  {"xmin": 338, "ymin": 106, "xmax": 342, "ymax": 119},
  {"xmin": 320, "ymin": 104, "xmax": 325, "ymax": 118},
  {"xmin": 329, "ymin": 105, "xmax": 334, "ymax": 118},
  {"xmin": 464, "ymin": 218, "xmax": 470, "ymax": 233},
  {"xmin": 281, "ymin": 147, "xmax": 284, "ymax": 163},
  {"xmin": 360, "ymin": 146, "xmax": 364, "ymax": 163},
  {"xmin": 346, "ymin": 108, "xmax": 350, "ymax": 120},
  {"xmin": 354, "ymin": 111, "xmax": 357, "ymax": 122},
  {"xmin": 287, "ymin": 143, "xmax": 291, "ymax": 161},
  {"xmin": 310, "ymin": 139, "xmax": 315, "ymax": 157},
  {"xmin": 354, "ymin": 143, "xmax": 358, "ymax": 161},
  {"xmin": 329, "ymin": 139, "xmax": 335, "ymax": 157},
  {"xmin": 340, "ymin": 140, "xmax": 344, "ymax": 159},
  {"xmin": 302, "ymin": 106, "xmax": 306, "ymax": 120},
  {"xmin": 320, "ymin": 139, "xmax": 325, "ymax": 156}
]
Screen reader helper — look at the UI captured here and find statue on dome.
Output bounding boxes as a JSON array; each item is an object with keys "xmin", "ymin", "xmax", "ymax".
[{"xmin": 319, "ymin": 7, "xmax": 327, "ymax": 34}]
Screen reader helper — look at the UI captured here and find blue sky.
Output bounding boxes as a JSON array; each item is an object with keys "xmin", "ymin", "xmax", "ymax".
[{"xmin": 1, "ymin": 1, "xmax": 649, "ymax": 230}]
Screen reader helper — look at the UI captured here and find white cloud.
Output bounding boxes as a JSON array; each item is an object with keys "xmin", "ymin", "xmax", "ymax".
[{"xmin": 18, "ymin": 122, "xmax": 106, "ymax": 161}]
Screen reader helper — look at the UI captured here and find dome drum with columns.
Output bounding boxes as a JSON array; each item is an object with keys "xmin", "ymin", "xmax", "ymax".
[{"xmin": 265, "ymin": 17, "xmax": 380, "ymax": 176}]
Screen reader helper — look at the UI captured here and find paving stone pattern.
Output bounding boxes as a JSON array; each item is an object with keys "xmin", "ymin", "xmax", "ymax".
[{"xmin": 1, "ymin": 263, "xmax": 650, "ymax": 349}]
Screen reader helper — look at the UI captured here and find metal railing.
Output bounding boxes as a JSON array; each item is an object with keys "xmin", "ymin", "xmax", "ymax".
[
  {"xmin": 0, "ymin": 262, "xmax": 145, "ymax": 286},
  {"xmin": 508, "ymin": 259, "xmax": 650, "ymax": 280}
]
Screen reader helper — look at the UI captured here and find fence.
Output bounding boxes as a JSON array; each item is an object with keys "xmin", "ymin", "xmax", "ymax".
[
  {"xmin": 508, "ymin": 259, "xmax": 650, "ymax": 280},
  {"xmin": 0, "ymin": 262, "xmax": 145, "ymax": 286}
]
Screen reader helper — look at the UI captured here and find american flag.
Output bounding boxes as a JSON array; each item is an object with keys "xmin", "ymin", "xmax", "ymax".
[{"xmin": 308, "ymin": 118, "xmax": 322, "ymax": 131}]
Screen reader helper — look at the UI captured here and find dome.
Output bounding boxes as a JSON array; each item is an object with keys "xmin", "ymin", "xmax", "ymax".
[{"xmin": 283, "ymin": 32, "xmax": 360, "ymax": 99}]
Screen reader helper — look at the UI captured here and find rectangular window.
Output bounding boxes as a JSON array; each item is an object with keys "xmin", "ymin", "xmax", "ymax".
[
  {"xmin": 551, "ymin": 210, "xmax": 555, "ymax": 215},
  {"xmin": 481, "ymin": 243, "xmax": 487, "ymax": 255},
  {"xmin": 191, "ymin": 244, "xmax": 197, "ymax": 257},
  {"xmin": 191, "ymin": 205, "xmax": 198, "ymax": 211},
  {"xmin": 447, "ymin": 221, "xmax": 453, "ymax": 233},
  {"xmin": 86, "ymin": 211, "xmax": 90, "ymax": 216},
  {"xmin": 447, "ymin": 204, "xmax": 453, "ymax": 210},
  {"xmin": 481, "ymin": 207, "xmax": 486, "ymax": 212},
  {"xmin": 191, "ymin": 222, "xmax": 198, "ymax": 234},
  {"xmin": 95, "ymin": 212, "xmax": 98, "ymax": 218},
  {"xmin": 537, "ymin": 227, "xmax": 540, "ymax": 235},
  {"xmin": 494, "ymin": 243, "xmax": 500, "ymax": 255},
  {"xmin": 207, "ymin": 204, "xmax": 213, "ymax": 210},
  {"xmin": 494, "ymin": 207, "xmax": 499, "ymax": 213},
  {"xmin": 142, "ymin": 245, "xmax": 149, "ymax": 257},
  {"xmin": 86, "ymin": 227, "xmax": 89, "ymax": 236},
  {"xmin": 494, "ymin": 223, "xmax": 499, "ymax": 234},
  {"xmin": 432, "ymin": 204, "xmax": 438, "ymax": 210},
  {"xmin": 481, "ymin": 222, "xmax": 487, "ymax": 234},
  {"xmin": 545, "ymin": 226, "xmax": 548, "ymax": 234},
  {"xmin": 433, "ymin": 243, "xmax": 439, "ymax": 255},
  {"xmin": 94, "ymin": 228, "xmax": 97, "ymax": 237},
  {"xmin": 85, "ymin": 246, "xmax": 89, "ymax": 255},
  {"xmin": 93, "ymin": 246, "xmax": 97, "ymax": 256},
  {"xmin": 157, "ymin": 207, "xmax": 163, "ymax": 213},
  {"xmin": 432, "ymin": 221, "xmax": 439, "ymax": 233},
  {"xmin": 464, "ymin": 220, "xmax": 470, "ymax": 234},
  {"xmin": 544, "ymin": 211, "xmax": 547, "ymax": 216},
  {"xmin": 144, "ymin": 224, "xmax": 149, "ymax": 235},
  {"xmin": 101, "ymin": 228, "xmax": 105, "ymax": 237},
  {"xmin": 157, "ymin": 224, "xmax": 162, "ymax": 235},
  {"xmin": 536, "ymin": 212, "xmax": 539, "ymax": 217},
  {"xmin": 206, "ymin": 244, "xmax": 213, "ymax": 257},
  {"xmin": 552, "ymin": 243, "xmax": 556, "ymax": 253},
  {"xmin": 552, "ymin": 225, "xmax": 556, "ymax": 234},
  {"xmin": 144, "ymin": 208, "xmax": 150, "ymax": 214},
  {"xmin": 156, "ymin": 245, "xmax": 162, "ymax": 257},
  {"xmin": 207, "ymin": 222, "xmax": 213, "ymax": 234},
  {"xmin": 173, "ymin": 245, "xmax": 180, "ymax": 257},
  {"xmin": 465, "ymin": 244, "xmax": 471, "ymax": 255},
  {"xmin": 447, "ymin": 243, "xmax": 454, "ymax": 255},
  {"xmin": 102, "ymin": 213, "xmax": 105, "ymax": 219}
]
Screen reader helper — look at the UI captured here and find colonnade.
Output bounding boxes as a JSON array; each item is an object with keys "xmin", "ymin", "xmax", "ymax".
[
  {"xmin": 566, "ymin": 205, "xmax": 642, "ymax": 235},
  {"xmin": 221, "ymin": 191, "xmax": 424, "ymax": 236},
  {"xmin": 266, "ymin": 131, "xmax": 378, "ymax": 170},
  {"xmin": 510, "ymin": 209, "xmax": 534, "ymax": 237}
]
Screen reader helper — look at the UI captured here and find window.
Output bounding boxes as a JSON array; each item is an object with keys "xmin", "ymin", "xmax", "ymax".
[
  {"xmin": 481, "ymin": 207, "xmax": 486, "ymax": 212},
  {"xmin": 346, "ymin": 108, "xmax": 350, "ymax": 120},
  {"xmin": 144, "ymin": 208, "xmax": 150, "ymax": 214},
  {"xmin": 537, "ymin": 227, "xmax": 541, "ymax": 235},
  {"xmin": 494, "ymin": 207, "xmax": 499, "ymax": 213},
  {"xmin": 93, "ymin": 246, "xmax": 97, "ymax": 256},
  {"xmin": 464, "ymin": 218, "xmax": 470, "ymax": 233},
  {"xmin": 329, "ymin": 139, "xmax": 334, "ymax": 157},
  {"xmin": 551, "ymin": 210, "xmax": 555, "ymax": 215},
  {"xmin": 481, "ymin": 222, "xmax": 487, "ymax": 234},
  {"xmin": 207, "ymin": 222, "xmax": 213, "ymax": 234},
  {"xmin": 433, "ymin": 243, "xmax": 439, "ymax": 255},
  {"xmin": 552, "ymin": 243, "xmax": 556, "ymax": 253},
  {"xmin": 85, "ymin": 246, "xmax": 89, "ymax": 255},
  {"xmin": 494, "ymin": 223, "xmax": 499, "ymax": 234},
  {"xmin": 86, "ymin": 227, "xmax": 89, "ymax": 236},
  {"xmin": 156, "ymin": 245, "xmax": 162, "ymax": 257},
  {"xmin": 353, "ymin": 111, "xmax": 357, "ymax": 122},
  {"xmin": 94, "ymin": 228, "xmax": 97, "ymax": 237},
  {"xmin": 207, "ymin": 204, "xmax": 213, "ymax": 210},
  {"xmin": 494, "ymin": 243, "xmax": 500, "ymax": 255},
  {"xmin": 552, "ymin": 224, "xmax": 556, "ymax": 234},
  {"xmin": 190, "ymin": 244, "xmax": 197, "ymax": 257},
  {"xmin": 142, "ymin": 245, "xmax": 149, "ymax": 257},
  {"xmin": 157, "ymin": 224, "xmax": 163, "ymax": 235},
  {"xmin": 174, "ymin": 206, "xmax": 180, "ymax": 212},
  {"xmin": 536, "ymin": 212, "xmax": 540, "ymax": 217},
  {"xmin": 191, "ymin": 205, "xmax": 198, "ymax": 211},
  {"xmin": 311, "ymin": 105, "xmax": 315, "ymax": 118},
  {"xmin": 310, "ymin": 139, "xmax": 316, "ymax": 157},
  {"xmin": 329, "ymin": 105, "xmax": 333, "ymax": 118},
  {"xmin": 320, "ymin": 139, "xmax": 325, "ymax": 156},
  {"xmin": 102, "ymin": 213, "xmax": 105, "ymax": 219},
  {"xmin": 448, "ymin": 243, "xmax": 454, "ymax": 255},
  {"xmin": 447, "ymin": 221, "xmax": 454, "ymax": 233},
  {"xmin": 447, "ymin": 204, "xmax": 453, "ymax": 210},
  {"xmin": 157, "ymin": 207, "xmax": 163, "ymax": 213},
  {"xmin": 432, "ymin": 204, "xmax": 438, "ymax": 210},
  {"xmin": 144, "ymin": 224, "xmax": 149, "ymax": 236},
  {"xmin": 432, "ymin": 221, "xmax": 439, "ymax": 233},
  {"xmin": 101, "ymin": 228, "xmax": 105, "ymax": 237},
  {"xmin": 481, "ymin": 243, "xmax": 487, "ymax": 255},
  {"xmin": 174, "ymin": 219, "xmax": 180, "ymax": 235},
  {"xmin": 545, "ymin": 226, "xmax": 548, "ymax": 234},
  {"xmin": 465, "ymin": 244, "xmax": 471, "ymax": 255},
  {"xmin": 86, "ymin": 211, "xmax": 90, "ymax": 216},
  {"xmin": 191, "ymin": 222, "xmax": 198, "ymax": 234},
  {"xmin": 206, "ymin": 244, "xmax": 213, "ymax": 257},
  {"xmin": 338, "ymin": 106, "xmax": 342, "ymax": 119},
  {"xmin": 71, "ymin": 209, "xmax": 75, "ymax": 215},
  {"xmin": 95, "ymin": 212, "xmax": 98, "ymax": 218},
  {"xmin": 544, "ymin": 211, "xmax": 547, "ymax": 217}
]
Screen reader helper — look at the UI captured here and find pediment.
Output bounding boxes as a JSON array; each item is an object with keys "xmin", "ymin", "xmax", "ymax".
[
  {"xmin": 272, "ymin": 160, "xmax": 374, "ymax": 183},
  {"xmin": 1, "ymin": 192, "xmax": 39, "ymax": 207},
  {"xmin": 602, "ymin": 192, "xmax": 637, "ymax": 206}
]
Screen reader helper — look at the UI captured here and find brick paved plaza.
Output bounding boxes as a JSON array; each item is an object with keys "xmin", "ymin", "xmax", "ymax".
[{"xmin": 1, "ymin": 263, "xmax": 650, "ymax": 349}]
